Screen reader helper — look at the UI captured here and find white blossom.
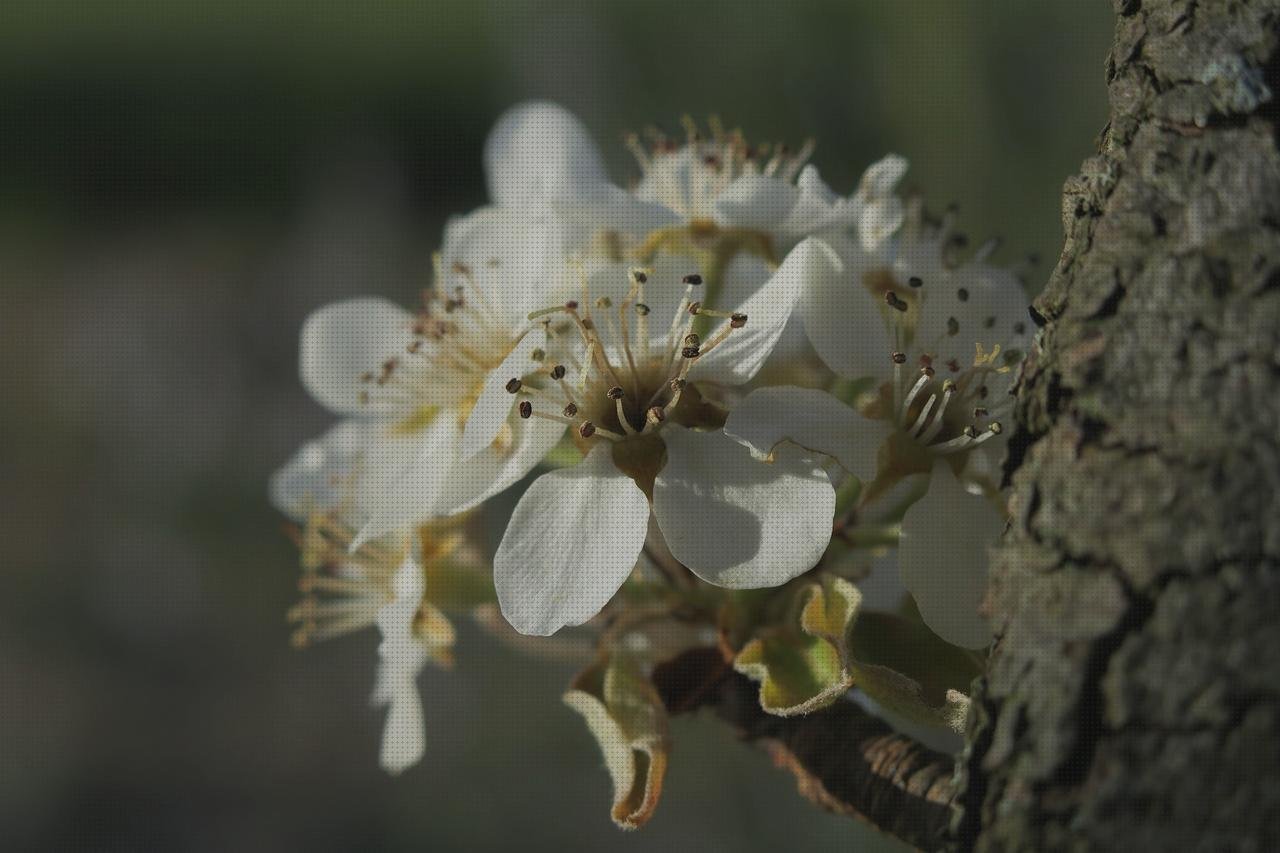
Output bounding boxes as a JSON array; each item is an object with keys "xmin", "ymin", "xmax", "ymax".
[
  {"xmin": 725, "ymin": 165, "xmax": 1032, "ymax": 648},
  {"xmin": 492, "ymin": 250, "xmax": 836, "ymax": 636}
]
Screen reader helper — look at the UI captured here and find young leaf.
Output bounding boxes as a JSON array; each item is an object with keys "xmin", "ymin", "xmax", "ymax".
[
  {"xmin": 735, "ymin": 575, "xmax": 975, "ymax": 731},
  {"xmin": 563, "ymin": 654, "xmax": 671, "ymax": 830}
]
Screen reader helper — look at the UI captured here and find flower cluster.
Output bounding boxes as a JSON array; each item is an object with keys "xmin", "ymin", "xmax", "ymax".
[{"xmin": 270, "ymin": 102, "xmax": 1030, "ymax": 822}]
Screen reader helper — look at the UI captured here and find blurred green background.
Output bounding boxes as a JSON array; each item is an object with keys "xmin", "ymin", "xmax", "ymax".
[{"xmin": 0, "ymin": 2, "xmax": 1111, "ymax": 850}]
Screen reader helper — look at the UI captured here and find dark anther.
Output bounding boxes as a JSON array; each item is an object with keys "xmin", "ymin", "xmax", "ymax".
[
  {"xmin": 947, "ymin": 316, "xmax": 960, "ymax": 336},
  {"xmin": 885, "ymin": 292, "xmax": 909, "ymax": 312},
  {"xmin": 956, "ymin": 287, "xmax": 970, "ymax": 302},
  {"xmin": 688, "ymin": 301, "xmax": 703, "ymax": 315},
  {"xmin": 563, "ymin": 403, "xmax": 578, "ymax": 418},
  {"xmin": 908, "ymin": 276, "xmax": 923, "ymax": 288},
  {"xmin": 565, "ymin": 300, "xmax": 579, "ymax": 310},
  {"xmin": 669, "ymin": 378, "xmax": 687, "ymax": 390},
  {"xmin": 682, "ymin": 274, "xmax": 703, "ymax": 286},
  {"xmin": 607, "ymin": 386, "xmax": 625, "ymax": 400},
  {"xmin": 682, "ymin": 345, "xmax": 701, "ymax": 359},
  {"xmin": 518, "ymin": 401, "xmax": 533, "ymax": 419},
  {"xmin": 633, "ymin": 271, "xmax": 648, "ymax": 284},
  {"xmin": 1027, "ymin": 304, "xmax": 1047, "ymax": 328},
  {"xmin": 505, "ymin": 378, "xmax": 523, "ymax": 394},
  {"xmin": 550, "ymin": 364, "xmax": 567, "ymax": 380},
  {"xmin": 892, "ymin": 351, "xmax": 908, "ymax": 364},
  {"xmin": 635, "ymin": 303, "xmax": 651, "ymax": 316},
  {"xmin": 730, "ymin": 313, "xmax": 748, "ymax": 328},
  {"xmin": 579, "ymin": 421, "xmax": 596, "ymax": 438},
  {"xmin": 530, "ymin": 348, "xmax": 545, "ymax": 362},
  {"xmin": 683, "ymin": 333, "xmax": 701, "ymax": 347}
]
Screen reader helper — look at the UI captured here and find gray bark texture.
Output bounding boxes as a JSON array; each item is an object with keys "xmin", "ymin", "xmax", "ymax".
[{"xmin": 952, "ymin": 0, "xmax": 1280, "ymax": 850}]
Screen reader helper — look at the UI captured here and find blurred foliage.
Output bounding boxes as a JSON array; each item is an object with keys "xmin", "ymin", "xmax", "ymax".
[{"xmin": 0, "ymin": 1, "xmax": 1109, "ymax": 850}]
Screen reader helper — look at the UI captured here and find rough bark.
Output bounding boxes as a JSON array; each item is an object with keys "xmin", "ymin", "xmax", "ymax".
[{"xmin": 953, "ymin": 1, "xmax": 1280, "ymax": 850}]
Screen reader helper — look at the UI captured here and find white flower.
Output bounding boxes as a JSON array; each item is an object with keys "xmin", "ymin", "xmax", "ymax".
[
  {"xmin": 279, "ymin": 103, "xmax": 640, "ymax": 543},
  {"xmin": 492, "ymin": 247, "xmax": 837, "ymax": 636},
  {"xmin": 724, "ymin": 174, "xmax": 1033, "ymax": 648},
  {"xmin": 571, "ymin": 117, "xmax": 906, "ymax": 253},
  {"xmin": 371, "ymin": 557, "xmax": 451, "ymax": 775},
  {"xmin": 281, "ymin": 503, "xmax": 458, "ymax": 775}
]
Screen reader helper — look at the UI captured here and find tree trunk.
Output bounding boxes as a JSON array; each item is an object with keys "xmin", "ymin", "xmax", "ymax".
[{"xmin": 953, "ymin": 0, "xmax": 1280, "ymax": 850}]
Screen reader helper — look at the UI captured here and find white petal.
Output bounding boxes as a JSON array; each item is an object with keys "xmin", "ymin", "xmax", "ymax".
[
  {"xmin": 269, "ymin": 419, "xmax": 372, "ymax": 520},
  {"xmin": 552, "ymin": 183, "xmax": 680, "ymax": 238},
  {"xmin": 723, "ymin": 386, "xmax": 886, "ymax": 483},
  {"xmin": 897, "ymin": 464, "xmax": 1003, "ymax": 649},
  {"xmin": 354, "ymin": 414, "xmax": 461, "ymax": 545},
  {"xmin": 430, "ymin": 415, "xmax": 564, "ymax": 517},
  {"xmin": 714, "ymin": 173, "xmax": 801, "ymax": 229},
  {"xmin": 653, "ymin": 427, "xmax": 834, "ymax": 589},
  {"xmin": 858, "ymin": 196, "xmax": 906, "ymax": 253},
  {"xmin": 439, "ymin": 205, "xmax": 583, "ymax": 327},
  {"xmin": 796, "ymin": 235, "xmax": 894, "ymax": 379},
  {"xmin": 378, "ymin": 687, "xmax": 426, "ymax": 775},
  {"xmin": 494, "ymin": 445, "xmax": 650, "ymax": 636},
  {"xmin": 778, "ymin": 164, "xmax": 854, "ymax": 237},
  {"xmin": 689, "ymin": 237, "xmax": 826, "ymax": 385},
  {"xmin": 354, "ymin": 409, "xmax": 563, "ymax": 546},
  {"xmin": 460, "ymin": 326, "xmax": 547, "ymax": 459},
  {"xmin": 856, "ymin": 153, "xmax": 909, "ymax": 201},
  {"xmin": 376, "ymin": 558, "xmax": 427, "ymax": 639},
  {"xmin": 484, "ymin": 101, "xmax": 608, "ymax": 208},
  {"xmin": 300, "ymin": 298, "xmax": 416, "ymax": 416}
]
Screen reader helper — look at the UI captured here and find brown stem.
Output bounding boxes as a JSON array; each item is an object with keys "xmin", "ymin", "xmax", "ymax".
[{"xmin": 653, "ymin": 648, "xmax": 957, "ymax": 851}]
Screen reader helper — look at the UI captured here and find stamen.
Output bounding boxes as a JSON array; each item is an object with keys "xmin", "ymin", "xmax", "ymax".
[
  {"xmin": 577, "ymin": 421, "xmax": 625, "ymax": 442},
  {"xmin": 666, "ymin": 377, "xmax": 689, "ymax": 410},
  {"xmin": 505, "ymin": 378, "xmax": 522, "ymax": 394},
  {"xmin": 608, "ymin": 386, "xmax": 636, "ymax": 435},
  {"xmin": 625, "ymin": 132, "xmax": 650, "ymax": 169},
  {"xmin": 891, "ymin": 351, "xmax": 906, "ymax": 416},
  {"xmin": 933, "ymin": 426, "xmax": 1000, "ymax": 455},
  {"xmin": 909, "ymin": 393, "xmax": 938, "ymax": 438},
  {"xmin": 901, "ymin": 373, "xmax": 931, "ymax": 423},
  {"xmin": 696, "ymin": 314, "xmax": 746, "ymax": 357},
  {"xmin": 919, "ymin": 379, "xmax": 956, "ymax": 444},
  {"xmin": 518, "ymin": 401, "xmax": 533, "ymax": 419}
]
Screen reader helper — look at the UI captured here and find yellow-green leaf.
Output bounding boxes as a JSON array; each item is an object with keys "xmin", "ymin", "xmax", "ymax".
[
  {"xmin": 735, "ymin": 574, "xmax": 975, "ymax": 731},
  {"xmin": 564, "ymin": 655, "xmax": 670, "ymax": 830}
]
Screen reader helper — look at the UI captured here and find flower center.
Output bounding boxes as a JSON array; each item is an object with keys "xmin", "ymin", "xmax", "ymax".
[
  {"xmin": 356, "ymin": 261, "xmax": 519, "ymax": 431},
  {"xmin": 511, "ymin": 267, "xmax": 748, "ymax": 465},
  {"xmin": 626, "ymin": 116, "xmax": 815, "ymax": 223}
]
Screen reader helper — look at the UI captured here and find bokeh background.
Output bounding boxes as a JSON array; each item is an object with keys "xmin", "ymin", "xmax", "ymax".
[{"xmin": 1, "ymin": 2, "xmax": 1112, "ymax": 850}]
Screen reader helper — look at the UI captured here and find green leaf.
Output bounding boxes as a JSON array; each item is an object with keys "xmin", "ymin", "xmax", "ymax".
[
  {"xmin": 563, "ymin": 654, "xmax": 670, "ymax": 830},
  {"xmin": 734, "ymin": 633, "xmax": 851, "ymax": 716},
  {"xmin": 734, "ymin": 575, "xmax": 975, "ymax": 731}
]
